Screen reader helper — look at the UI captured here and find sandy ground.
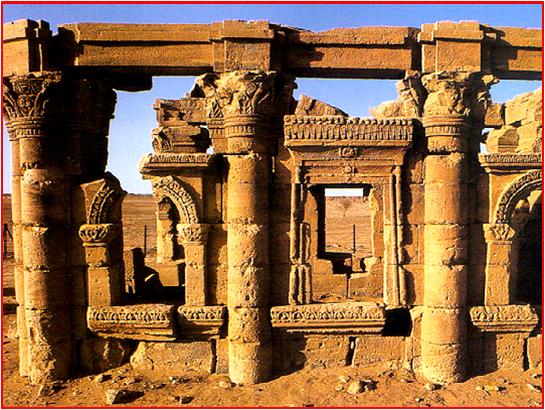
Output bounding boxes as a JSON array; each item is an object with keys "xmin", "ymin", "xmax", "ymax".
[{"xmin": 2, "ymin": 194, "xmax": 543, "ymax": 407}]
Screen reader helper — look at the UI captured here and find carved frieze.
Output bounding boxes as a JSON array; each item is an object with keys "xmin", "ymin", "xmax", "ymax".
[
  {"xmin": 470, "ymin": 304, "xmax": 539, "ymax": 333},
  {"xmin": 270, "ymin": 302, "xmax": 386, "ymax": 334},
  {"xmin": 283, "ymin": 116, "xmax": 415, "ymax": 147},
  {"xmin": 177, "ymin": 305, "xmax": 226, "ymax": 336},
  {"xmin": 87, "ymin": 304, "xmax": 177, "ymax": 341},
  {"xmin": 152, "ymin": 176, "xmax": 199, "ymax": 224},
  {"xmin": 79, "ymin": 223, "xmax": 121, "ymax": 245}
]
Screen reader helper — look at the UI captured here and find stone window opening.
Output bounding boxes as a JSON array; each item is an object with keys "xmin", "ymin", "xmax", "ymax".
[{"xmin": 320, "ymin": 186, "xmax": 373, "ymax": 276}]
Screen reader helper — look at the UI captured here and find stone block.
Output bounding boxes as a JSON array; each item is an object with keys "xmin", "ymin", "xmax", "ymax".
[
  {"xmin": 527, "ymin": 334, "xmax": 542, "ymax": 369},
  {"xmin": 80, "ymin": 337, "xmax": 133, "ymax": 374},
  {"xmin": 496, "ymin": 333, "xmax": 525, "ymax": 371},
  {"xmin": 215, "ymin": 338, "xmax": 229, "ymax": 374},
  {"xmin": 300, "ymin": 335, "xmax": 350, "ymax": 369},
  {"xmin": 353, "ymin": 335, "xmax": 405, "ymax": 368},
  {"xmin": 130, "ymin": 341, "xmax": 214, "ymax": 373}
]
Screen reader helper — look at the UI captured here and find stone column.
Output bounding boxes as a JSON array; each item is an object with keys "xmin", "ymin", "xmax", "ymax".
[
  {"xmin": 420, "ymin": 72, "xmax": 494, "ymax": 384},
  {"xmin": 200, "ymin": 71, "xmax": 294, "ymax": 384},
  {"xmin": 3, "ymin": 72, "xmax": 73, "ymax": 384},
  {"xmin": 177, "ymin": 223, "xmax": 210, "ymax": 305}
]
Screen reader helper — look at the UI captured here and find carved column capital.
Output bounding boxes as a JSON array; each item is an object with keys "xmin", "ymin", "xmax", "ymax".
[
  {"xmin": 422, "ymin": 72, "xmax": 497, "ymax": 119},
  {"xmin": 2, "ymin": 72, "xmax": 63, "ymax": 139},
  {"xmin": 78, "ymin": 223, "xmax": 121, "ymax": 246},
  {"xmin": 177, "ymin": 223, "xmax": 209, "ymax": 245},
  {"xmin": 198, "ymin": 70, "xmax": 295, "ymax": 118},
  {"xmin": 483, "ymin": 223, "xmax": 516, "ymax": 242},
  {"xmin": 197, "ymin": 71, "xmax": 296, "ymax": 154}
]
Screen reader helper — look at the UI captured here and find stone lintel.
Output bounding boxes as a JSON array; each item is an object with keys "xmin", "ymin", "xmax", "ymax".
[
  {"xmin": 469, "ymin": 304, "xmax": 539, "ymax": 333},
  {"xmin": 4, "ymin": 19, "xmax": 541, "ymax": 80},
  {"xmin": 87, "ymin": 304, "xmax": 177, "ymax": 341},
  {"xmin": 270, "ymin": 302, "xmax": 386, "ymax": 334},
  {"xmin": 177, "ymin": 305, "xmax": 226, "ymax": 337}
]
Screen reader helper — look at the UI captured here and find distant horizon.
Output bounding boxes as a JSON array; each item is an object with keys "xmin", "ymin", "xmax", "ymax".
[{"xmin": 2, "ymin": 3, "xmax": 542, "ymax": 194}]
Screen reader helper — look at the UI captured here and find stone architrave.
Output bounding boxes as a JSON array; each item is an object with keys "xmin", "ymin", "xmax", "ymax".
[
  {"xmin": 199, "ymin": 70, "xmax": 295, "ymax": 384},
  {"xmin": 420, "ymin": 71, "xmax": 496, "ymax": 385}
]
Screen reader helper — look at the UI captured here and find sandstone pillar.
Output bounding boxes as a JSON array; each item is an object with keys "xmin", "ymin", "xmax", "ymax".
[
  {"xmin": 420, "ymin": 72, "xmax": 494, "ymax": 384},
  {"xmin": 177, "ymin": 223, "xmax": 210, "ymax": 305},
  {"xmin": 200, "ymin": 71, "xmax": 294, "ymax": 384},
  {"xmin": 3, "ymin": 72, "xmax": 73, "ymax": 384}
]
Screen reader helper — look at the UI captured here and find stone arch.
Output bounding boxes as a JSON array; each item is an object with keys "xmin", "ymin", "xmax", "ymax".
[
  {"xmin": 484, "ymin": 169, "xmax": 542, "ymax": 305},
  {"xmin": 152, "ymin": 176, "xmax": 199, "ymax": 224},
  {"xmin": 87, "ymin": 172, "xmax": 127, "ymax": 224},
  {"xmin": 493, "ymin": 169, "xmax": 542, "ymax": 225}
]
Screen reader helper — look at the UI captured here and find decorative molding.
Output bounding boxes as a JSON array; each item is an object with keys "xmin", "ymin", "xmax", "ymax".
[
  {"xmin": 478, "ymin": 153, "xmax": 542, "ymax": 170},
  {"xmin": 87, "ymin": 304, "xmax": 177, "ymax": 341},
  {"xmin": 470, "ymin": 304, "xmax": 539, "ymax": 333},
  {"xmin": 421, "ymin": 115, "xmax": 469, "ymax": 137},
  {"xmin": 283, "ymin": 116, "xmax": 414, "ymax": 147},
  {"xmin": 152, "ymin": 176, "xmax": 199, "ymax": 224},
  {"xmin": 494, "ymin": 169, "xmax": 542, "ymax": 224},
  {"xmin": 177, "ymin": 305, "xmax": 226, "ymax": 336},
  {"xmin": 270, "ymin": 302, "xmax": 386, "ymax": 334},
  {"xmin": 151, "ymin": 127, "xmax": 173, "ymax": 153},
  {"xmin": 88, "ymin": 173, "xmax": 127, "ymax": 224},
  {"xmin": 139, "ymin": 153, "xmax": 215, "ymax": 174},
  {"xmin": 79, "ymin": 223, "xmax": 121, "ymax": 245}
]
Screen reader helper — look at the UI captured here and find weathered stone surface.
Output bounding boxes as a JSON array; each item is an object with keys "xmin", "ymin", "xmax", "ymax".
[
  {"xmin": 130, "ymin": 341, "xmax": 214, "ymax": 373},
  {"xmin": 3, "ymin": 16, "xmax": 542, "ymax": 388},
  {"xmin": 80, "ymin": 338, "xmax": 132, "ymax": 374}
]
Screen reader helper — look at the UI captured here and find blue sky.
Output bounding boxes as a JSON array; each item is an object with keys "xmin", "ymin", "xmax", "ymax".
[{"xmin": 2, "ymin": 3, "xmax": 542, "ymax": 193}]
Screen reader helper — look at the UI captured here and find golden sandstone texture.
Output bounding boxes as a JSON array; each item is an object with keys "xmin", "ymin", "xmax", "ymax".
[{"xmin": 2, "ymin": 17, "xmax": 542, "ymax": 392}]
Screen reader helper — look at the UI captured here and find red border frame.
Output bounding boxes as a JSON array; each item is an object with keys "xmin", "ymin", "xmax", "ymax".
[{"xmin": 0, "ymin": 1, "xmax": 543, "ymax": 408}]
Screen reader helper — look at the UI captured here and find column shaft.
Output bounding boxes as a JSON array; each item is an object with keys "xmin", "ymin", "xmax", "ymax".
[
  {"xmin": 421, "ymin": 116, "xmax": 469, "ymax": 384},
  {"xmin": 227, "ymin": 153, "xmax": 271, "ymax": 384}
]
